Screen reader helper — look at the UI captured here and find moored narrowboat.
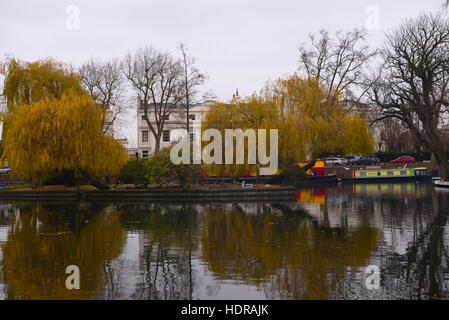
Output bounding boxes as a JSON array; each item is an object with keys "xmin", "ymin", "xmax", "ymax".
[
  {"xmin": 300, "ymin": 160, "xmax": 338, "ymax": 184},
  {"xmin": 352, "ymin": 167, "xmax": 430, "ymax": 182}
]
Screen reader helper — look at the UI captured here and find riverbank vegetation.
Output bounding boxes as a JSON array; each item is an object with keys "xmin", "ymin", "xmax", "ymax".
[
  {"xmin": 0, "ymin": 59, "xmax": 127, "ymax": 188},
  {"xmin": 119, "ymin": 147, "xmax": 199, "ymax": 188}
]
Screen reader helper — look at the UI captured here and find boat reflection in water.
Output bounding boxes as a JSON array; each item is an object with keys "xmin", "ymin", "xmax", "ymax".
[{"xmin": 0, "ymin": 181, "xmax": 448, "ymax": 300}]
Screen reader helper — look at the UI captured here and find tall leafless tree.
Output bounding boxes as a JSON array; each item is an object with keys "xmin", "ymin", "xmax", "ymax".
[
  {"xmin": 122, "ymin": 47, "xmax": 183, "ymax": 153},
  {"xmin": 370, "ymin": 13, "xmax": 449, "ymax": 179},
  {"xmin": 298, "ymin": 28, "xmax": 377, "ymax": 104},
  {"xmin": 178, "ymin": 43, "xmax": 206, "ymax": 134},
  {"xmin": 79, "ymin": 58, "xmax": 126, "ymax": 135}
]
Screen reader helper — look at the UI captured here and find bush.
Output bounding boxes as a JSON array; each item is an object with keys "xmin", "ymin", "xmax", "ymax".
[
  {"xmin": 146, "ymin": 147, "xmax": 199, "ymax": 188},
  {"xmin": 119, "ymin": 159, "xmax": 149, "ymax": 186}
]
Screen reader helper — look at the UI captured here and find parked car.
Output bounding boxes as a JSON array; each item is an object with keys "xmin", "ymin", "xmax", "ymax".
[
  {"xmin": 0, "ymin": 167, "xmax": 11, "ymax": 174},
  {"xmin": 324, "ymin": 157, "xmax": 347, "ymax": 166},
  {"xmin": 349, "ymin": 156, "xmax": 380, "ymax": 165},
  {"xmin": 390, "ymin": 156, "xmax": 416, "ymax": 164}
]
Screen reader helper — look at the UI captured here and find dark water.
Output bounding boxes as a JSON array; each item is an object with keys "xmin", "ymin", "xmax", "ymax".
[{"xmin": 0, "ymin": 182, "xmax": 449, "ymax": 300}]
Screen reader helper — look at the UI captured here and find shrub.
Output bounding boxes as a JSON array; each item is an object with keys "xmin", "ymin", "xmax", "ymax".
[
  {"xmin": 146, "ymin": 147, "xmax": 199, "ymax": 188},
  {"xmin": 119, "ymin": 159, "xmax": 149, "ymax": 186}
]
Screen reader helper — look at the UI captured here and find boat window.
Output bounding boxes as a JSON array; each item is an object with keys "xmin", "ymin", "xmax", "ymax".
[
  {"xmin": 387, "ymin": 171, "xmax": 394, "ymax": 176},
  {"xmin": 400, "ymin": 171, "xmax": 407, "ymax": 175},
  {"xmin": 415, "ymin": 169, "xmax": 425, "ymax": 176},
  {"xmin": 360, "ymin": 172, "xmax": 366, "ymax": 177},
  {"xmin": 377, "ymin": 171, "xmax": 381, "ymax": 176}
]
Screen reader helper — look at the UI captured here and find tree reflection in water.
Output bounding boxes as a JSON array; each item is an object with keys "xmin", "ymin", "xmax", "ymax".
[
  {"xmin": 0, "ymin": 202, "xmax": 126, "ymax": 299},
  {"xmin": 200, "ymin": 203, "xmax": 378, "ymax": 299},
  {"xmin": 0, "ymin": 182, "xmax": 448, "ymax": 299}
]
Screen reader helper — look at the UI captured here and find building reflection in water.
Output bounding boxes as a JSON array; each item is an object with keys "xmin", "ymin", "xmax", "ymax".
[{"xmin": 0, "ymin": 181, "xmax": 447, "ymax": 299}]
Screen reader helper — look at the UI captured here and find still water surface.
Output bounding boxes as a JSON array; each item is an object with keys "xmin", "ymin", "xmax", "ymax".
[{"xmin": 0, "ymin": 182, "xmax": 449, "ymax": 299}]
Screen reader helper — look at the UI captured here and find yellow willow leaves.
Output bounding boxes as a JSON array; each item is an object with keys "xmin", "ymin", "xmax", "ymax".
[
  {"xmin": 2, "ymin": 91, "xmax": 128, "ymax": 184},
  {"xmin": 202, "ymin": 95, "xmax": 278, "ymax": 177},
  {"xmin": 267, "ymin": 76, "xmax": 374, "ymax": 161},
  {"xmin": 203, "ymin": 76, "xmax": 374, "ymax": 176},
  {"xmin": 0, "ymin": 57, "xmax": 85, "ymax": 139}
]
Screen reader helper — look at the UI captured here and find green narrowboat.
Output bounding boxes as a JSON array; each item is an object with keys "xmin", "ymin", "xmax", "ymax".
[{"xmin": 352, "ymin": 167, "xmax": 430, "ymax": 182}]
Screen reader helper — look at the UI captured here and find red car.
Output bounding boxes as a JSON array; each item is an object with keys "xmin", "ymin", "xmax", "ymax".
[{"xmin": 390, "ymin": 156, "xmax": 416, "ymax": 164}]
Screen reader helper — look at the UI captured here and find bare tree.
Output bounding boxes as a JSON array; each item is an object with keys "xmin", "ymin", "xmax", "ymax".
[
  {"xmin": 178, "ymin": 43, "xmax": 206, "ymax": 134},
  {"xmin": 79, "ymin": 58, "xmax": 126, "ymax": 135},
  {"xmin": 298, "ymin": 28, "xmax": 377, "ymax": 103},
  {"xmin": 122, "ymin": 47, "xmax": 183, "ymax": 153},
  {"xmin": 370, "ymin": 13, "xmax": 449, "ymax": 179}
]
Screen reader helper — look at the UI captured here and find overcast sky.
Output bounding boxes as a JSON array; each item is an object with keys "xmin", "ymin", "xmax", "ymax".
[{"xmin": 0, "ymin": 0, "xmax": 445, "ymax": 145}]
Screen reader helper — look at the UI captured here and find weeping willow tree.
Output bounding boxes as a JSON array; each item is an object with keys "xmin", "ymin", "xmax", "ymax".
[
  {"xmin": 0, "ymin": 57, "xmax": 127, "ymax": 187},
  {"xmin": 268, "ymin": 76, "xmax": 374, "ymax": 162},
  {"xmin": 202, "ymin": 95, "xmax": 278, "ymax": 178},
  {"xmin": 202, "ymin": 75, "xmax": 374, "ymax": 177},
  {"xmin": 0, "ymin": 57, "xmax": 85, "ymax": 139},
  {"xmin": 2, "ymin": 91, "xmax": 128, "ymax": 187}
]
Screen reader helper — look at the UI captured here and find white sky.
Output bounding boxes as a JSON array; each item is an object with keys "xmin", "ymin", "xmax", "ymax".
[{"xmin": 0, "ymin": 0, "xmax": 445, "ymax": 146}]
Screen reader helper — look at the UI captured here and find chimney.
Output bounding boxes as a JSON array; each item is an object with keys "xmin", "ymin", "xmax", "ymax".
[{"xmin": 137, "ymin": 94, "xmax": 142, "ymax": 107}]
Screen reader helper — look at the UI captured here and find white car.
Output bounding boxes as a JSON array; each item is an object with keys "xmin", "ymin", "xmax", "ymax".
[
  {"xmin": 324, "ymin": 157, "xmax": 346, "ymax": 166},
  {"xmin": 0, "ymin": 167, "xmax": 11, "ymax": 174}
]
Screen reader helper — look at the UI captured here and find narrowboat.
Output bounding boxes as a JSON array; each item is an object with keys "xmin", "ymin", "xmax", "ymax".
[
  {"xmin": 301, "ymin": 160, "xmax": 338, "ymax": 184},
  {"xmin": 352, "ymin": 167, "xmax": 430, "ymax": 182}
]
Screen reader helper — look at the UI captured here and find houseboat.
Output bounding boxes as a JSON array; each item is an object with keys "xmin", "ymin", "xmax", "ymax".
[
  {"xmin": 352, "ymin": 167, "xmax": 430, "ymax": 182},
  {"xmin": 299, "ymin": 160, "xmax": 338, "ymax": 184}
]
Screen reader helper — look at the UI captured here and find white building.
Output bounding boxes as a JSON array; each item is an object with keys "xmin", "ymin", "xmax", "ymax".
[
  {"xmin": 136, "ymin": 100, "xmax": 216, "ymax": 158},
  {"xmin": 103, "ymin": 109, "xmax": 115, "ymax": 137}
]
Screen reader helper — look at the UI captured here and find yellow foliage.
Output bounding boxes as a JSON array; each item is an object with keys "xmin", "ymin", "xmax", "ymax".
[
  {"xmin": 0, "ymin": 57, "xmax": 85, "ymax": 139},
  {"xmin": 202, "ymin": 95, "xmax": 277, "ymax": 177},
  {"xmin": 202, "ymin": 75, "xmax": 374, "ymax": 176},
  {"xmin": 2, "ymin": 91, "xmax": 128, "ymax": 185}
]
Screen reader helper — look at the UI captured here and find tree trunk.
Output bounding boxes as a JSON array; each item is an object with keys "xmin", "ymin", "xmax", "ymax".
[
  {"xmin": 154, "ymin": 134, "xmax": 161, "ymax": 154},
  {"xmin": 186, "ymin": 107, "xmax": 189, "ymax": 135},
  {"xmin": 433, "ymin": 147, "xmax": 449, "ymax": 180}
]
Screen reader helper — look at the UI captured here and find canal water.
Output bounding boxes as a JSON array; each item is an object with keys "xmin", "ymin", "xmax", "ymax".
[{"xmin": 0, "ymin": 182, "xmax": 448, "ymax": 300}]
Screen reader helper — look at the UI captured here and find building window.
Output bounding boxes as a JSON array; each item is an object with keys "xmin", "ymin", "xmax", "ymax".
[
  {"xmin": 163, "ymin": 115, "xmax": 169, "ymax": 121},
  {"xmin": 190, "ymin": 132, "xmax": 194, "ymax": 142},
  {"xmin": 142, "ymin": 150, "xmax": 149, "ymax": 158},
  {"xmin": 163, "ymin": 130, "xmax": 170, "ymax": 142},
  {"xmin": 189, "ymin": 114, "xmax": 195, "ymax": 121},
  {"xmin": 142, "ymin": 115, "xmax": 147, "ymax": 121},
  {"xmin": 142, "ymin": 130, "xmax": 148, "ymax": 143}
]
